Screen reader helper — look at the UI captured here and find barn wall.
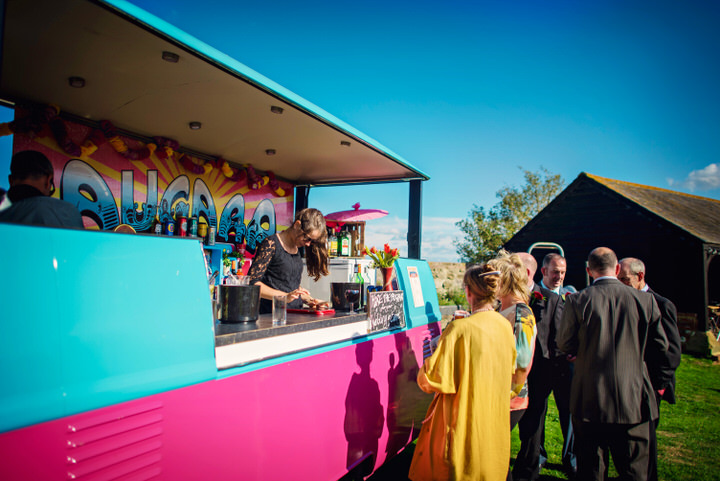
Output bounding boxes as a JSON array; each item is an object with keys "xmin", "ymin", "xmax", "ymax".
[{"xmin": 505, "ymin": 177, "xmax": 707, "ymax": 330}]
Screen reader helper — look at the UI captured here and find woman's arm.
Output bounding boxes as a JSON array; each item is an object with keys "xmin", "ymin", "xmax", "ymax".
[
  {"xmin": 247, "ymin": 236, "xmax": 312, "ymax": 304},
  {"xmin": 248, "ymin": 237, "xmax": 310, "ymax": 302},
  {"xmin": 511, "ymin": 306, "xmax": 536, "ymax": 396}
]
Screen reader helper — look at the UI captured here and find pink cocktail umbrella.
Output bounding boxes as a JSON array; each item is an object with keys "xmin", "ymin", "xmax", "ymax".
[{"xmin": 325, "ymin": 203, "xmax": 388, "ymax": 229}]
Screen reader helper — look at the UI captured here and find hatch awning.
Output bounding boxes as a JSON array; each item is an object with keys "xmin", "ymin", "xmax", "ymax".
[{"xmin": 0, "ymin": 0, "xmax": 429, "ymax": 186}]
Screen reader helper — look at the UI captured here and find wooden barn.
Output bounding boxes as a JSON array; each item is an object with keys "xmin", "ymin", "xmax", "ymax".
[{"xmin": 504, "ymin": 172, "xmax": 720, "ymax": 337}]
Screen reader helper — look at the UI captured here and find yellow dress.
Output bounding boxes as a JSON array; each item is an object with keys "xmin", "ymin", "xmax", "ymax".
[{"xmin": 409, "ymin": 311, "xmax": 517, "ymax": 481}]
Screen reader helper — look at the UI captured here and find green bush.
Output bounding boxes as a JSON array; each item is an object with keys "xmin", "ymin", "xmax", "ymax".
[{"xmin": 439, "ymin": 288, "xmax": 468, "ymax": 309}]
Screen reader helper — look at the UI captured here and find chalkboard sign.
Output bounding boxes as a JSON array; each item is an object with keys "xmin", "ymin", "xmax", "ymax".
[{"xmin": 367, "ymin": 290, "xmax": 405, "ymax": 333}]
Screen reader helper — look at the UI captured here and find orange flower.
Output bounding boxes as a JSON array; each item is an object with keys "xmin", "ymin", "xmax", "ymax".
[{"xmin": 365, "ymin": 244, "xmax": 400, "ymax": 268}]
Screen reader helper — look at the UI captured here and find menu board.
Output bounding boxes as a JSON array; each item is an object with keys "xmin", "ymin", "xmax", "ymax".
[
  {"xmin": 367, "ymin": 290, "xmax": 405, "ymax": 333},
  {"xmin": 406, "ymin": 265, "xmax": 425, "ymax": 308}
]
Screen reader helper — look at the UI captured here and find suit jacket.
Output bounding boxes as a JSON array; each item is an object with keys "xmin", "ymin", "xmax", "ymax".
[
  {"xmin": 646, "ymin": 287, "xmax": 682, "ymax": 404},
  {"xmin": 557, "ymin": 278, "xmax": 668, "ymax": 424},
  {"xmin": 529, "ymin": 282, "xmax": 564, "ymax": 359}
]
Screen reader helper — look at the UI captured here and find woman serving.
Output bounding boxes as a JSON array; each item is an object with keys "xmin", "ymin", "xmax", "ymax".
[{"xmin": 247, "ymin": 208, "xmax": 330, "ymax": 314}]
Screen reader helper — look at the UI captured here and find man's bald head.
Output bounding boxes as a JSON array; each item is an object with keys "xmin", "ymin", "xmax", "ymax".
[
  {"xmin": 587, "ymin": 247, "xmax": 619, "ymax": 279},
  {"xmin": 517, "ymin": 252, "xmax": 537, "ymax": 288}
]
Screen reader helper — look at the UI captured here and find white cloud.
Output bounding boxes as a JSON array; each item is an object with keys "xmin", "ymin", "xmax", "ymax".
[
  {"xmin": 668, "ymin": 163, "xmax": 720, "ymax": 191},
  {"xmin": 362, "ymin": 215, "xmax": 463, "ymax": 263}
]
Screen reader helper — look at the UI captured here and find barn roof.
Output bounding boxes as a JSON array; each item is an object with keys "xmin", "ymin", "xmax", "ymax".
[{"xmin": 585, "ymin": 173, "xmax": 720, "ymax": 245}]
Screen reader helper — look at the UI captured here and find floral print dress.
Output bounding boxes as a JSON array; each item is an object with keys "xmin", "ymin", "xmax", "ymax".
[{"xmin": 500, "ymin": 302, "xmax": 537, "ymax": 411}]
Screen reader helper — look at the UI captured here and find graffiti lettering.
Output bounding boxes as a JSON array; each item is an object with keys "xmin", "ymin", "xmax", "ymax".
[
  {"xmin": 159, "ymin": 176, "xmax": 190, "ymax": 223},
  {"xmin": 217, "ymin": 193, "xmax": 247, "ymax": 243},
  {"xmin": 191, "ymin": 179, "xmax": 218, "ymax": 230},
  {"xmin": 246, "ymin": 199, "xmax": 276, "ymax": 254},
  {"xmin": 58, "ymin": 161, "xmax": 279, "ymax": 247},
  {"xmin": 121, "ymin": 170, "xmax": 158, "ymax": 231},
  {"xmin": 62, "ymin": 160, "xmax": 120, "ymax": 230}
]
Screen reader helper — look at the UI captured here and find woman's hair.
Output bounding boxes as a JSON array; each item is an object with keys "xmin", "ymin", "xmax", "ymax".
[
  {"xmin": 296, "ymin": 208, "xmax": 329, "ymax": 281},
  {"xmin": 464, "ymin": 263, "xmax": 501, "ymax": 308},
  {"xmin": 488, "ymin": 249, "xmax": 529, "ymax": 303}
]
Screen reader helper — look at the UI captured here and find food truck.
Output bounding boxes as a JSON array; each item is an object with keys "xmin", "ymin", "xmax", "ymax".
[{"xmin": 0, "ymin": 0, "xmax": 443, "ymax": 479}]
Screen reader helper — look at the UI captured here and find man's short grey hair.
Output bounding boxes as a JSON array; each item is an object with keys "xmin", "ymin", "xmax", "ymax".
[
  {"xmin": 542, "ymin": 252, "xmax": 566, "ymax": 268},
  {"xmin": 620, "ymin": 257, "xmax": 645, "ymax": 276}
]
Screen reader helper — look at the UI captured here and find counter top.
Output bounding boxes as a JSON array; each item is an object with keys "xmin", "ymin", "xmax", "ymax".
[
  {"xmin": 214, "ymin": 310, "xmax": 370, "ymax": 369},
  {"xmin": 214, "ymin": 310, "xmax": 368, "ymax": 347}
]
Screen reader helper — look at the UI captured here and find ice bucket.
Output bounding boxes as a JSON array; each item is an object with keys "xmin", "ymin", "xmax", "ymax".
[
  {"xmin": 218, "ymin": 284, "xmax": 261, "ymax": 323},
  {"xmin": 330, "ymin": 282, "xmax": 363, "ymax": 311}
]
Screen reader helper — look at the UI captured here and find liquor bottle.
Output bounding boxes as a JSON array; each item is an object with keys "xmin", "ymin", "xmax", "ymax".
[
  {"xmin": 353, "ymin": 264, "xmax": 365, "ymax": 309},
  {"xmin": 353, "ymin": 264, "xmax": 364, "ymax": 284},
  {"xmin": 361, "ymin": 265, "xmax": 371, "ymax": 285},
  {"xmin": 340, "ymin": 232, "xmax": 350, "ymax": 256},
  {"xmin": 329, "ymin": 233, "xmax": 337, "ymax": 256}
]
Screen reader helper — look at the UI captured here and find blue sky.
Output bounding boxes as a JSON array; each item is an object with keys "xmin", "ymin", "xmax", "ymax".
[{"xmin": 2, "ymin": 0, "xmax": 719, "ymax": 261}]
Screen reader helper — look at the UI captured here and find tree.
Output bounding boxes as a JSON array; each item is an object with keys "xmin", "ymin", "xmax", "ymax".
[{"xmin": 454, "ymin": 167, "xmax": 565, "ymax": 263}]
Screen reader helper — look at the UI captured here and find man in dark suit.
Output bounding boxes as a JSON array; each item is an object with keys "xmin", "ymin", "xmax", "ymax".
[
  {"xmin": 619, "ymin": 257, "xmax": 681, "ymax": 481},
  {"xmin": 513, "ymin": 253, "xmax": 574, "ymax": 481},
  {"xmin": 557, "ymin": 247, "xmax": 668, "ymax": 481},
  {"xmin": 0, "ymin": 150, "xmax": 83, "ymax": 228}
]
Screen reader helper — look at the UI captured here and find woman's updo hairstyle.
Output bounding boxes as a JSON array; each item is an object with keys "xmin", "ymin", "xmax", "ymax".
[
  {"xmin": 488, "ymin": 249, "xmax": 530, "ymax": 303},
  {"xmin": 464, "ymin": 263, "xmax": 501, "ymax": 307}
]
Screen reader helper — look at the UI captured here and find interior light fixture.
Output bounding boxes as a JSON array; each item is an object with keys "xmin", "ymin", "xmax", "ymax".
[
  {"xmin": 68, "ymin": 76, "xmax": 86, "ymax": 88},
  {"xmin": 189, "ymin": 121, "xmax": 202, "ymax": 130},
  {"xmin": 265, "ymin": 149, "xmax": 276, "ymax": 156},
  {"xmin": 162, "ymin": 51, "xmax": 180, "ymax": 63},
  {"xmin": 340, "ymin": 140, "xmax": 351, "ymax": 147},
  {"xmin": 270, "ymin": 106, "xmax": 284, "ymax": 114}
]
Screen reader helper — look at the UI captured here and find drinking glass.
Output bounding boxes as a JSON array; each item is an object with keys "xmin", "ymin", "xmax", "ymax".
[
  {"xmin": 272, "ymin": 294, "xmax": 287, "ymax": 325},
  {"xmin": 345, "ymin": 289, "xmax": 360, "ymax": 312}
]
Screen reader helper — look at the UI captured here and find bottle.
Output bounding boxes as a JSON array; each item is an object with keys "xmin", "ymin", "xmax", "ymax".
[
  {"xmin": 189, "ymin": 216, "xmax": 199, "ymax": 237},
  {"xmin": 198, "ymin": 223, "xmax": 208, "ymax": 243},
  {"xmin": 329, "ymin": 233, "xmax": 337, "ymax": 256},
  {"xmin": 362, "ymin": 265, "xmax": 371, "ymax": 285},
  {"xmin": 353, "ymin": 264, "xmax": 365, "ymax": 309},
  {"xmin": 353, "ymin": 264, "xmax": 364, "ymax": 284},
  {"xmin": 340, "ymin": 232, "xmax": 350, "ymax": 256}
]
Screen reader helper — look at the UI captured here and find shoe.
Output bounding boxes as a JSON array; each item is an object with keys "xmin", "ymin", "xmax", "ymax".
[{"xmin": 563, "ymin": 460, "xmax": 577, "ymax": 480}]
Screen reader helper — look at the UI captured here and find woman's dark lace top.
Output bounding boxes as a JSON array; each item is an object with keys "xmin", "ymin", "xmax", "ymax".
[{"xmin": 247, "ymin": 233, "xmax": 303, "ymax": 314}]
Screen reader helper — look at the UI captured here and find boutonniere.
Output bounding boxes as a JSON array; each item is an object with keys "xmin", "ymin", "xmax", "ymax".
[{"xmin": 530, "ymin": 291, "xmax": 546, "ymax": 305}]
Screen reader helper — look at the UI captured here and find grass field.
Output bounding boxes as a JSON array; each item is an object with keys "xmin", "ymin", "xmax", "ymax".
[{"xmin": 370, "ymin": 353, "xmax": 720, "ymax": 480}]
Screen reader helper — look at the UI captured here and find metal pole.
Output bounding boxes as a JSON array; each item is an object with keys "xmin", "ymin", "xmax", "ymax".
[
  {"xmin": 407, "ymin": 180, "xmax": 422, "ymax": 259},
  {"xmin": 295, "ymin": 185, "xmax": 309, "ymax": 217}
]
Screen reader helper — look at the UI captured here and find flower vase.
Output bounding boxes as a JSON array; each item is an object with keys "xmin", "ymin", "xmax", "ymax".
[{"xmin": 381, "ymin": 266, "xmax": 394, "ymax": 291}]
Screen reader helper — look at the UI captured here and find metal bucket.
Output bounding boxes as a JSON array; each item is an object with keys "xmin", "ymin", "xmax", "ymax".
[{"xmin": 218, "ymin": 284, "xmax": 261, "ymax": 323}]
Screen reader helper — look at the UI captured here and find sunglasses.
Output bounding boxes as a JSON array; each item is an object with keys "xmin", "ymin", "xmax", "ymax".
[{"xmin": 300, "ymin": 230, "xmax": 321, "ymax": 244}]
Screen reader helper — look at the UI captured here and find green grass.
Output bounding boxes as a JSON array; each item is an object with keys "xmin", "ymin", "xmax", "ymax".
[
  {"xmin": 370, "ymin": 354, "xmax": 720, "ymax": 480},
  {"xmin": 653, "ymin": 355, "xmax": 720, "ymax": 480},
  {"xmin": 509, "ymin": 354, "xmax": 720, "ymax": 480}
]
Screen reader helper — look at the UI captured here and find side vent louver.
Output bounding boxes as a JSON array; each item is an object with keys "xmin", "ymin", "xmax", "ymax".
[{"xmin": 66, "ymin": 401, "xmax": 163, "ymax": 480}]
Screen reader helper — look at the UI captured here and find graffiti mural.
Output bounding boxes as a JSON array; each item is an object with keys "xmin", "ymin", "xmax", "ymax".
[
  {"xmin": 13, "ymin": 120, "xmax": 295, "ymax": 256},
  {"xmin": 62, "ymin": 160, "xmax": 120, "ymax": 231},
  {"xmin": 121, "ymin": 169, "xmax": 157, "ymax": 231}
]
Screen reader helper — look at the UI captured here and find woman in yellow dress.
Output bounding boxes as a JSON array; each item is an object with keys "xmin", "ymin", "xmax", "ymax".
[{"xmin": 409, "ymin": 264, "xmax": 517, "ymax": 481}]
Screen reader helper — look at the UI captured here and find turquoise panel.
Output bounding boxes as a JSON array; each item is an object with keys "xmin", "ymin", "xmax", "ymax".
[
  {"xmin": 393, "ymin": 258, "xmax": 441, "ymax": 329},
  {"xmin": 0, "ymin": 224, "xmax": 217, "ymax": 432},
  {"xmin": 0, "ymin": 228, "xmax": 65, "ymax": 430}
]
